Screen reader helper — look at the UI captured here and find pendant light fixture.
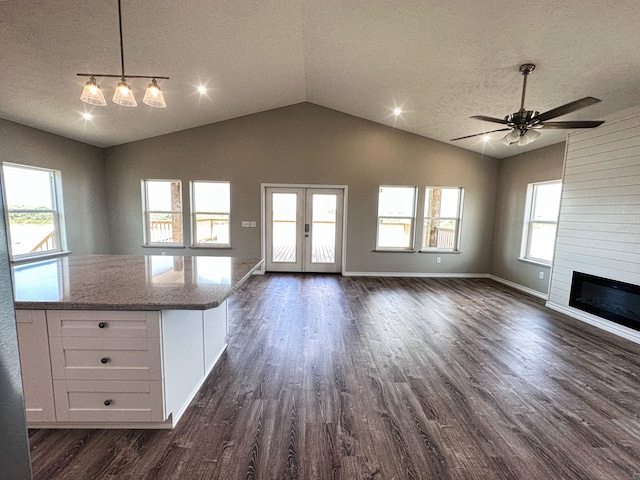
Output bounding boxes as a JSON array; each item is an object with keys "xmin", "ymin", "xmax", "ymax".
[{"xmin": 77, "ymin": 0, "xmax": 168, "ymax": 108}]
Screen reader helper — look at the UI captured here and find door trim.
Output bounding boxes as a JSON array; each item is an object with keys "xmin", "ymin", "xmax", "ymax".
[{"xmin": 261, "ymin": 183, "xmax": 348, "ymax": 274}]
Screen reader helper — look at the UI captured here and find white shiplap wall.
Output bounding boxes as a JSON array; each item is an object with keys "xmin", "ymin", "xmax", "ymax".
[{"xmin": 546, "ymin": 104, "xmax": 640, "ymax": 344}]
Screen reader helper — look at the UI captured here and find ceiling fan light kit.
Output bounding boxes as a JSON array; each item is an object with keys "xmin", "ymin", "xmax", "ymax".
[
  {"xmin": 451, "ymin": 63, "xmax": 604, "ymax": 146},
  {"xmin": 77, "ymin": 0, "xmax": 168, "ymax": 109}
]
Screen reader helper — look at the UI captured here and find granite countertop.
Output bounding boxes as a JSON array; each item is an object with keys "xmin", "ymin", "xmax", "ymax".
[{"xmin": 13, "ymin": 254, "xmax": 263, "ymax": 311}]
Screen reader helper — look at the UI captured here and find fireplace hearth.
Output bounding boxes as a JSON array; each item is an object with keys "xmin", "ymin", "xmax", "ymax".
[{"xmin": 569, "ymin": 272, "xmax": 640, "ymax": 332}]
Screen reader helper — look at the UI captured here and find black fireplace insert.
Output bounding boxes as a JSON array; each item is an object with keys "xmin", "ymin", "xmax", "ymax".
[{"xmin": 569, "ymin": 271, "xmax": 640, "ymax": 332}]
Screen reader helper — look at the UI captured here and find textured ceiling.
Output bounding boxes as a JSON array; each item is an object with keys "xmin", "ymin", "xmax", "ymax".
[{"xmin": 1, "ymin": 0, "xmax": 640, "ymax": 159}]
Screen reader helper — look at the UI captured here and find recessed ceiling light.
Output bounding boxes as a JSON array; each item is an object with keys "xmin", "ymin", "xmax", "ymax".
[
  {"xmin": 197, "ymin": 86, "xmax": 207, "ymax": 94},
  {"xmin": 393, "ymin": 108, "xmax": 402, "ymax": 116},
  {"xmin": 82, "ymin": 113, "xmax": 93, "ymax": 120},
  {"xmin": 482, "ymin": 135, "xmax": 490, "ymax": 142}
]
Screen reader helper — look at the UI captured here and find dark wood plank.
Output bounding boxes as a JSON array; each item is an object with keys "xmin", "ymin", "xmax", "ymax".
[{"xmin": 29, "ymin": 275, "xmax": 640, "ymax": 479}]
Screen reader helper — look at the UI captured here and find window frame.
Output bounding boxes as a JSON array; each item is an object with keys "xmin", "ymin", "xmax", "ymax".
[
  {"xmin": 421, "ymin": 186, "xmax": 464, "ymax": 252},
  {"xmin": 521, "ymin": 180, "xmax": 562, "ymax": 265},
  {"xmin": 190, "ymin": 180, "xmax": 231, "ymax": 248},
  {"xmin": 1, "ymin": 163, "xmax": 67, "ymax": 261},
  {"xmin": 375, "ymin": 185, "xmax": 418, "ymax": 251},
  {"xmin": 142, "ymin": 179, "xmax": 184, "ymax": 247}
]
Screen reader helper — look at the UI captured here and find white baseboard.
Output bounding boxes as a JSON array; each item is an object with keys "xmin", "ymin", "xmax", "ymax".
[
  {"xmin": 342, "ymin": 271, "xmax": 490, "ymax": 278},
  {"xmin": 545, "ymin": 302, "xmax": 640, "ymax": 346},
  {"xmin": 487, "ymin": 275, "xmax": 548, "ymax": 300}
]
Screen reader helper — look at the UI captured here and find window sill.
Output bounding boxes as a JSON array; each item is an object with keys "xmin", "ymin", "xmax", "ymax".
[
  {"xmin": 11, "ymin": 250, "xmax": 71, "ymax": 265},
  {"xmin": 517, "ymin": 257, "xmax": 551, "ymax": 267},
  {"xmin": 190, "ymin": 245, "xmax": 232, "ymax": 249},
  {"xmin": 373, "ymin": 249, "xmax": 417, "ymax": 253},
  {"xmin": 141, "ymin": 244, "xmax": 186, "ymax": 249}
]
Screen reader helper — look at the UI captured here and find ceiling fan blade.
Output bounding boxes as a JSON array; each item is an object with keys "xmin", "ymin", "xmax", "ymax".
[
  {"xmin": 450, "ymin": 128, "xmax": 511, "ymax": 141},
  {"xmin": 539, "ymin": 120, "xmax": 605, "ymax": 129},
  {"xmin": 470, "ymin": 115, "xmax": 509, "ymax": 125},
  {"xmin": 534, "ymin": 97, "xmax": 601, "ymax": 122}
]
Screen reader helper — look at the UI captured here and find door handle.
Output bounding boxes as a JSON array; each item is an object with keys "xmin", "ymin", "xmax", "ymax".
[{"xmin": 304, "ymin": 223, "xmax": 309, "ymax": 237}]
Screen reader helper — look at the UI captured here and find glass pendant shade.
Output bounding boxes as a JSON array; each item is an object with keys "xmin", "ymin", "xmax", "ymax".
[
  {"xmin": 112, "ymin": 80, "xmax": 137, "ymax": 107},
  {"xmin": 143, "ymin": 79, "xmax": 166, "ymax": 108},
  {"xmin": 80, "ymin": 77, "xmax": 107, "ymax": 106}
]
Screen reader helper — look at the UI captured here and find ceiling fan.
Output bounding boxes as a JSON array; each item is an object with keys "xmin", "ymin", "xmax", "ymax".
[{"xmin": 451, "ymin": 63, "xmax": 604, "ymax": 146}]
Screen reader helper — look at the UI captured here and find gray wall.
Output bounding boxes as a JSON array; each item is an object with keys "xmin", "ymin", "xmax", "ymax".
[
  {"xmin": 104, "ymin": 103, "xmax": 499, "ymax": 274},
  {"xmin": 0, "ymin": 178, "xmax": 32, "ymax": 479},
  {"xmin": 490, "ymin": 142, "xmax": 566, "ymax": 294},
  {"xmin": 0, "ymin": 118, "xmax": 110, "ymax": 255}
]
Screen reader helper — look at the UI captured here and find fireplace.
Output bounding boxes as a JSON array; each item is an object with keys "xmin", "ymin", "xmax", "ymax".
[{"xmin": 569, "ymin": 272, "xmax": 640, "ymax": 332}]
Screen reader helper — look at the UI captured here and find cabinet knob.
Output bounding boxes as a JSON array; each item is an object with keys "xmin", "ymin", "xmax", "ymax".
[
  {"xmin": 98, "ymin": 322, "xmax": 107, "ymax": 329},
  {"xmin": 104, "ymin": 399, "xmax": 112, "ymax": 406},
  {"xmin": 100, "ymin": 357, "xmax": 110, "ymax": 364}
]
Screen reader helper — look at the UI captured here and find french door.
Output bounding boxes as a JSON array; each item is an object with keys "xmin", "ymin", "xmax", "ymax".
[{"xmin": 265, "ymin": 187, "xmax": 344, "ymax": 273}]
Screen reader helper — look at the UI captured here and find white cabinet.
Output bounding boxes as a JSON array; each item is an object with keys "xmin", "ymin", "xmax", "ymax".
[
  {"xmin": 15, "ymin": 310, "xmax": 56, "ymax": 423},
  {"xmin": 159, "ymin": 301, "xmax": 229, "ymax": 425},
  {"xmin": 16, "ymin": 303, "xmax": 228, "ymax": 428},
  {"xmin": 47, "ymin": 310, "xmax": 165, "ymax": 425}
]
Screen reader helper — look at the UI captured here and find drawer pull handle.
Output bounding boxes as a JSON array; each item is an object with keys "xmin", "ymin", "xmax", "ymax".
[
  {"xmin": 98, "ymin": 322, "xmax": 108, "ymax": 329},
  {"xmin": 104, "ymin": 399, "xmax": 112, "ymax": 406},
  {"xmin": 100, "ymin": 357, "xmax": 110, "ymax": 364}
]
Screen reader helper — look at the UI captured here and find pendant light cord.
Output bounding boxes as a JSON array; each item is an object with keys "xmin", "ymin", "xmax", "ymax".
[{"xmin": 118, "ymin": 0, "xmax": 126, "ymax": 79}]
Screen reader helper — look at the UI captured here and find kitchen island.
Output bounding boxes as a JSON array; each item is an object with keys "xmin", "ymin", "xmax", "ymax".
[{"xmin": 13, "ymin": 254, "xmax": 263, "ymax": 429}]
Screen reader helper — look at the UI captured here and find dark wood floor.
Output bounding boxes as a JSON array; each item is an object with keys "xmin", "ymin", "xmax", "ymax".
[{"xmin": 29, "ymin": 275, "xmax": 640, "ymax": 479}]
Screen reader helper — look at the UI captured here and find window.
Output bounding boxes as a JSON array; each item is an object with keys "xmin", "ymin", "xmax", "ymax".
[
  {"xmin": 522, "ymin": 181, "xmax": 562, "ymax": 264},
  {"xmin": 423, "ymin": 187, "xmax": 463, "ymax": 251},
  {"xmin": 142, "ymin": 180, "xmax": 183, "ymax": 245},
  {"xmin": 2, "ymin": 163, "xmax": 65, "ymax": 260},
  {"xmin": 191, "ymin": 181, "xmax": 230, "ymax": 247},
  {"xmin": 376, "ymin": 186, "xmax": 417, "ymax": 250}
]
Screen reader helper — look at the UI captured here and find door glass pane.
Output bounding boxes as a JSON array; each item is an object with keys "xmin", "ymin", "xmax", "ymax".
[
  {"xmin": 272, "ymin": 193, "xmax": 297, "ymax": 263},
  {"xmin": 311, "ymin": 194, "xmax": 336, "ymax": 263}
]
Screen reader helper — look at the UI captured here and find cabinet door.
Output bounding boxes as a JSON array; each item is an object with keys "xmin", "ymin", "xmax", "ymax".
[{"xmin": 16, "ymin": 310, "xmax": 56, "ymax": 423}]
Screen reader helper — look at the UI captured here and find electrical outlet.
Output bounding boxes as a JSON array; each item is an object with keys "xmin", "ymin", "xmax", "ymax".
[
  {"xmin": 241, "ymin": 221, "xmax": 250, "ymax": 227},
  {"xmin": 250, "ymin": 221, "xmax": 256, "ymax": 227},
  {"xmin": 539, "ymin": 271, "xmax": 544, "ymax": 279},
  {"xmin": 436, "ymin": 256, "xmax": 442, "ymax": 264}
]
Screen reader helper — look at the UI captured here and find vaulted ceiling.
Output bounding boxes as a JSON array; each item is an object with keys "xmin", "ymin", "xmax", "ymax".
[{"xmin": 2, "ymin": 0, "xmax": 639, "ymax": 158}]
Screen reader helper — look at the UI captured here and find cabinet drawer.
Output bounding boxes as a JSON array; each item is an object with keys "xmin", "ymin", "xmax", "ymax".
[
  {"xmin": 47, "ymin": 310, "xmax": 161, "ymax": 338},
  {"xmin": 49, "ymin": 336, "xmax": 162, "ymax": 381},
  {"xmin": 54, "ymin": 380, "xmax": 165, "ymax": 423}
]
